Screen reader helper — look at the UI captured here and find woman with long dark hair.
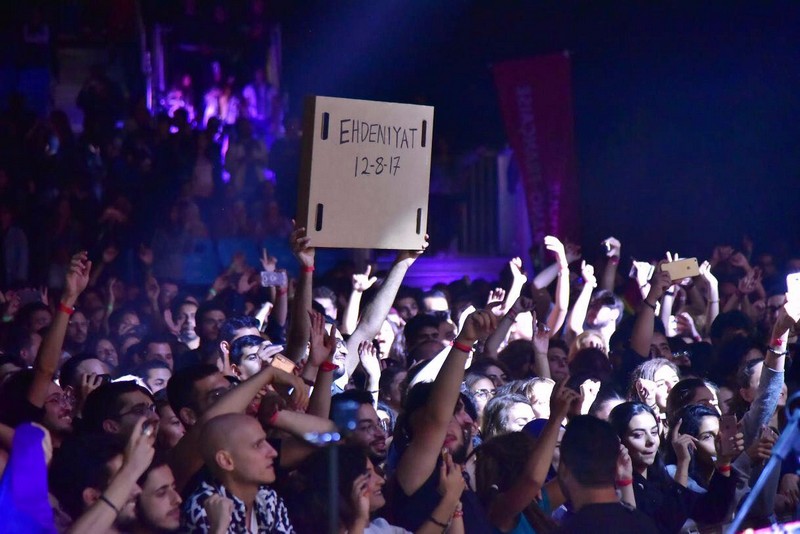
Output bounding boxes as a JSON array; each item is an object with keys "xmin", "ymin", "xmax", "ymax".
[{"xmin": 608, "ymin": 402, "xmax": 739, "ymax": 533}]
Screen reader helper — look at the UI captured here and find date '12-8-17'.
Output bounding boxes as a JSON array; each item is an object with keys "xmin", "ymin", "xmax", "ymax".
[{"xmin": 354, "ymin": 155, "xmax": 401, "ymax": 177}]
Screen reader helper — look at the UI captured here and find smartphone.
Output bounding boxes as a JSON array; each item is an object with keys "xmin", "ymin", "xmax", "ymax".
[
  {"xmin": 718, "ymin": 414, "xmax": 738, "ymax": 457},
  {"xmin": 660, "ymin": 258, "xmax": 700, "ymax": 281},
  {"xmin": 270, "ymin": 353, "xmax": 296, "ymax": 374},
  {"xmin": 786, "ymin": 273, "xmax": 800, "ymax": 299},
  {"xmin": 629, "ymin": 260, "xmax": 654, "ymax": 281},
  {"xmin": 261, "ymin": 271, "xmax": 288, "ymax": 287},
  {"xmin": 331, "ymin": 399, "xmax": 360, "ymax": 435}
]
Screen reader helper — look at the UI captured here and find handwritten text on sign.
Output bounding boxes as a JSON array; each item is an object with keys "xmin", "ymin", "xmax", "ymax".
[{"xmin": 298, "ymin": 96, "xmax": 433, "ymax": 250}]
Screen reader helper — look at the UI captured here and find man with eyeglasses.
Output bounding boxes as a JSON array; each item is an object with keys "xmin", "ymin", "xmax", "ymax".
[
  {"xmin": 331, "ymin": 390, "xmax": 389, "ymax": 467},
  {"xmin": 80, "ymin": 381, "xmax": 160, "ymax": 441}
]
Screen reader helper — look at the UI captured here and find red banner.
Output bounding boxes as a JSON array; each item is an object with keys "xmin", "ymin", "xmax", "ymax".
[{"xmin": 493, "ymin": 53, "xmax": 580, "ymax": 244}]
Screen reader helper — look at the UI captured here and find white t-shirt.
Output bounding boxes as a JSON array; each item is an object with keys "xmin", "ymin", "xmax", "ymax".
[{"xmin": 364, "ymin": 517, "xmax": 412, "ymax": 534}]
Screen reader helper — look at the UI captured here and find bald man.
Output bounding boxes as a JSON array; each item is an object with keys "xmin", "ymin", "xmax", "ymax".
[{"xmin": 181, "ymin": 414, "xmax": 295, "ymax": 532}]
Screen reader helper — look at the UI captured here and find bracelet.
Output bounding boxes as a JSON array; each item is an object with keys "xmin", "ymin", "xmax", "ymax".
[
  {"xmin": 267, "ymin": 409, "xmax": 281, "ymax": 426},
  {"xmin": 768, "ymin": 347, "xmax": 788, "ymax": 357},
  {"xmin": 208, "ymin": 288, "xmax": 217, "ymax": 297},
  {"xmin": 452, "ymin": 510, "xmax": 464, "ymax": 519},
  {"xmin": 710, "ymin": 300, "xmax": 719, "ymax": 303},
  {"xmin": 665, "ymin": 290, "xmax": 675, "ymax": 296},
  {"xmin": 277, "ymin": 287, "xmax": 289, "ymax": 296},
  {"xmin": 302, "ymin": 377, "xmax": 315, "ymax": 387},
  {"xmin": 99, "ymin": 495, "xmax": 120, "ymax": 515},
  {"xmin": 319, "ymin": 361, "xmax": 338, "ymax": 372},
  {"xmin": 616, "ymin": 479, "xmax": 633, "ymax": 487},
  {"xmin": 642, "ymin": 299, "xmax": 657, "ymax": 311},
  {"xmin": 1, "ymin": 315, "xmax": 12, "ymax": 323},
  {"xmin": 609, "ymin": 256, "xmax": 620, "ymax": 265},
  {"xmin": 429, "ymin": 516, "xmax": 449, "ymax": 528},
  {"xmin": 771, "ymin": 338, "xmax": 785, "ymax": 349},
  {"xmin": 58, "ymin": 302, "xmax": 75, "ymax": 316},
  {"xmin": 451, "ymin": 340, "xmax": 474, "ymax": 353},
  {"xmin": 506, "ymin": 309, "xmax": 518, "ymax": 320},
  {"xmin": 717, "ymin": 464, "xmax": 732, "ymax": 473},
  {"xmin": 302, "ymin": 265, "xmax": 315, "ymax": 273}
]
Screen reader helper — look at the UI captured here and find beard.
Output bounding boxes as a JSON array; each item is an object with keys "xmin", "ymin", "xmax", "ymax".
[{"xmin": 451, "ymin": 426, "xmax": 472, "ymax": 465}]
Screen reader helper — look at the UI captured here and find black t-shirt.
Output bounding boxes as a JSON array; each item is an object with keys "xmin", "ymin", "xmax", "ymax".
[
  {"xmin": 385, "ymin": 460, "xmax": 493, "ymax": 534},
  {"xmin": 555, "ymin": 502, "xmax": 658, "ymax": 534},
  {"xmin": 1, "ymin": 398, "xmax": 45, "ymax": 428}
]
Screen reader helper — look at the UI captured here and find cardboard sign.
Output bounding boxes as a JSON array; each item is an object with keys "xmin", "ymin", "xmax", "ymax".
[{"xmin": 297, "ymin": 95, "xmax": 433, "ymax": 249}]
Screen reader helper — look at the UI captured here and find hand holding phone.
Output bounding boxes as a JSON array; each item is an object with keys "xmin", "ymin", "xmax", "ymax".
[{"xmin": 717, "ymin": 414, "xmax": 739, "ymax": 459}]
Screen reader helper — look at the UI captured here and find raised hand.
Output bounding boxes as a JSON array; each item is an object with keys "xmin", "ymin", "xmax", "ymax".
[
  {"xmin": 531, "ymin": 311, "xmax": 550, "ymax": 354},
  {"xmin": 711, "ymin": 246, "xmax": 734, "ymax": 267},
  {"xmin": 603, "ymin": 237, "xmax": 621, "ymax": 258},
  {"xmin": 509, "ymin": 257, "xmax": 527, "ymax": 284},
  {"xmin": 511, "ymin": 295, "xmax": 535, "ymax": 315},
  {"xmin": 550, "ymin": 379, "xmax": 581, "ymax": 419},
  {"xmin": 308, "ymin": 311, "xmax": 336, "ymax": 367},
  {"xmin": 715, "ymin": 427, "xmax": 745, "ymax": 465},
  {"xmin": 729, "ymin": 252, "xmax": 752, "ymax": 272},
  {"xmin": 350, "ymin": 472, "xmax": 371, "ymax": 524},
  {"xmin": 581, "ymin": 260, "xmax": 597, "ymax": 289},
  {"xmin": 123, "ymin": 417, "xmax": 156, "ymax": 478},
  {"xmin": 39, "ymin": 286, "xmax": 49, "ymax": 306},
  {"xmin": 236, "ymin": 270, "xmax": 258, "ymax": 294},
  {"xmin": 635, "ymin": 378, "xmax": 657, "ymax": 408},
  {"xmin": 671, "ymin": 419, "xmax": 698, "ymax": 465},
  {"xmin": 647, "ymin": 267, "xmax": 672, "ymax": 303},
  {"xmin": 487, "ymin": 287, "xmax": 506, "ymax": 315},
  {"xmin": 290, "ymin": 223, "xmax": 315, "ymax": 268},
  {"xmin": 746, "ymin": 426, "xmax": 777, "ymax": 462},
  {"xmin": 352, "ymin": 265, "xmax": 378, "ymax": 293},
  {"xmin": 64, "ymin": 251, "xmax": 91, "ymax": 304},
  {"xmin": 270, "ymin": 368, "xmax": 310, "ymax": 412},
  {"xmin": 699, "ymin": 260, "xmax": 717, "ymax": 286},
  {"xmin": 395, "ymin": 234, "xmax": 429, "ymax": 264},
  {"xmin": 675, "ymin": 312, "xmax": 700, "ymax": 340},
  {"xmin": 260, "ymin": 248, "xmax": 277, "ymax": 272},
  {"xmin": 458, "ymin": 307, "xmax": 500, "ymax": 344},
  {"xmin": 632, "ymin": 260, "xmax": 654, "ymax": 288},
  {"xmin": 544, "ymin": 235, "xmax": 568, "ymax": 269},
  {"xmin": 80, "ymin": 373, "xmax": 104, "ymax": 405},
  {"xmin": 358, "ymin": 340, "xmax": 381, "ymax": 378}
]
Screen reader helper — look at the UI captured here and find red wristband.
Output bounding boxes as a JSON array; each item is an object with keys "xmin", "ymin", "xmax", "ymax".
[
  {"xmin": 507, "ymin": 309, "xmax": 518, "ymax": 320},
  {"xmin": 58, "ymin": 302, "xmax": 75, "ymax": 316},
  {"xmin": 451, "ymin": 340, "xmax": 474, "ymax": 353},
  {"xmin": 717, "ymin": 465, "xmax": 732, "ymax": 473},
  {"xmin": 302, "ymin": 265, "xmax": 315, "ymax": 273},
  {"xmin": 609, "ymin": 256, "xmax": 620, "ymax": 265},
  {"xmin": 771, "ymin": 338, "xmax": 784, "ymax": 348},
  {"xmin": 277, "ymin": 287, "xmax": 289, "ymax": 296},
  {"xmin": 267, "ymin": 409, "xmax": 281, "ymax": 426},
  {"xmin": 616, "ymin": 478, "xmax": 633, "ymax": 487},
  {"xmin": 452, "ymin": 510, "xmax": 464, "ymax": 519},
  {"xmin": 319, "ymin": 361, "xmax": 338, "ymax": 373}
]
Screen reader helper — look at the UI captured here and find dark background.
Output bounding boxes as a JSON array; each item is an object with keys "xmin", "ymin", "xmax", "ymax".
[{"xmin": 276, "ymin": 1, "xmax": 800, "ymax": 260}]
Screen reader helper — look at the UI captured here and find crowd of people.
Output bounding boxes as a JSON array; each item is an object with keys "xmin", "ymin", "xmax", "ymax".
[
  {"xmin": 0, "ymin": 5, "xmax": 799, "ymax": 532},
  {"xmin": 0, "ymin": 208, "xmax": 798, "ymax": 533}
]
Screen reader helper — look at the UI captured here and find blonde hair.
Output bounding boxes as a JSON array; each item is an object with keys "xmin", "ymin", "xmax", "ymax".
[{"xmin": 568, "ymin": 330, "xmax": 607, "ymax": 362}]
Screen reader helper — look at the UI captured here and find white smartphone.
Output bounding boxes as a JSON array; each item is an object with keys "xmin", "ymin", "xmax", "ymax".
[{"xmin": 787, "ymin": 273, "xmax": 800, "ymax": 299}]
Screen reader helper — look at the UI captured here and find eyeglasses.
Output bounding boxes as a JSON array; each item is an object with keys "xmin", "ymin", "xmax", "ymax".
[
  {"xmin": 357, "ymin": 420, "xmax": 388, "ymax": 435},
  {"xmin": 117, "ymin": 403, "xmax": 157, "ymax": 418},
  {"xmin": 472, "ymin": 389, "xmax": 496, "ymax": 399}
]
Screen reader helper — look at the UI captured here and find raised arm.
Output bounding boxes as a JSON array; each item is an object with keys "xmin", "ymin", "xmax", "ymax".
[
  {"xmin": 484, "ymin": 296, "xmax": 534, "ymax": 358},
  {"xmin": 599, "ymin": 237, "xmax": 621, "ymax": 292},
  {"xmin": 566, "ymin": 261, "xmax": 596, "ymax": 339},
  {"xmin": 338, "ymin": 241, "xmax": 427, "ymax": 386},
  {"xmin": 341, "ymin": 266, "xmax": 378, "ymax": 335},
  {"xmin": 629, "ymin": 268, "xmax": 670, "ymax": 358},
  {"xmin": 488, "ymin": 381, "xmax": 579, "ymax": 531},
  {"xmin": 396, "ymin": 309, "xmax": 498, "ymax": 495},
  {"xmin": 531, "ymin": 312, "xmax": 551, "ymax": 379},
  {"xmin": 504, "ymin": 257, "xmax": 528, "ymax": 312},
  {"xmin": 544, "ymin": 236, "xmax": 570, "ymax": 334},
  {"xmin": 285, "ymin": 225, "xmax": 315, "ymax": 363},
  {"xmin": 699, "ymin": 260, "xmax": 718, "ymax": 334},
  {"xmin": 29, "ymin": 252, "xmax": 90, "ymax": 407},
  {"xmin": 304, "ymin": 311, "xmax": 336, "ymax": 419}
]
